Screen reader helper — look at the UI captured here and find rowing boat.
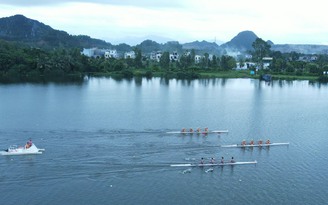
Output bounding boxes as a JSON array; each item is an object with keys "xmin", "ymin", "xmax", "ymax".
[
  {"xmin": 170, "ymin": 160, "xmax": 257, "ymax": 167},
  {"xmin": 166, "ymin": 130, "xmax": 229, "ymax": 134},
  {"xmin": 220, "ymin": 142, "xmax": 289, "ymax": 148}
]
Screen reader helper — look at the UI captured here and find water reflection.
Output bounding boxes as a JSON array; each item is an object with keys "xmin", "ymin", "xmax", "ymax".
[
  {"xmin": 134, "ymin": 77, "xmax": 142, "ymax": 86},
  {"xmin": 159, "ymin": 77, "xmax": 170, "ymax": 86},
  {"xmin": 0, "ymin": 74, "xmax": 86, "ymax": 85},
  {"xmin": 309, "ymin": 81, "xmax": 328, "ymax": 88}
]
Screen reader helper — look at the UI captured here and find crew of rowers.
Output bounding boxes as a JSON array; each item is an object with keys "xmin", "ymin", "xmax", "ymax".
[
  {"xmin": 181, "ymin": 127, "xmax": 208, "ymax": 133},
  {"xmin": 200, "ymin": 156, "xmax": 235, "ymax": 164},
  {"xmin": 241, "ymin": 139, "xmax": 270, "ymax": 146}
]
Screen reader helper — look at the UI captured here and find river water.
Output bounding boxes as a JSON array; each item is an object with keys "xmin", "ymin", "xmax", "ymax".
[{"xmin": 0, "ymin": 77, "xmax": 328, "ymax": 205}]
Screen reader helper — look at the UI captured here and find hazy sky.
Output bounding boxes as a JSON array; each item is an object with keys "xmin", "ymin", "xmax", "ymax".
[{"xmin": 1, "ymin": 0, "xmax": 327, "ymax": 45}]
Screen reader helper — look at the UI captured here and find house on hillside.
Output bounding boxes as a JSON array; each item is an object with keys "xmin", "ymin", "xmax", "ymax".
[
  {"xmin": 195, "ymin": 55, "xmax": 202, "ymax": 64},
  {"xmin": 124, "ymin": 51, "xmax": 136, "ymax": 59},
  {"xmin": 81, "ymin": 48, "xmax": 98, "ymax": 57},
  {"xmin": 262, "ymin": 57, "xmax": 273, "ymax": 69},
  {"xmin": 150, "ymin": 51, "xmax": 162, "ymax": 62},
  {"xmin": 298, "ymin": 55, "xmax": 318, "ymax": 62},
  {"xmin": 235, "ymin": 62, "xmax": 257, "ymax": 70},
  {"xmin": 104, "ymin": 50, "xmax": 118, "ymax": 59},
  {"xmin": 82, "ymin": 48, "xmax": 118, "ymax": 58},
  {"xmin": 170, "ymin": 51, "xmax": 179, "ymax": 62}
]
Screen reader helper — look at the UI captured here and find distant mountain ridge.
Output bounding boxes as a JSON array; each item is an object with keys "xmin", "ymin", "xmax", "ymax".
[
  {"xmin": 271, "ymin": 44, "xmax": 328, "ymax": 54},
  {"xmin": 220, "ymin": 30, "xmax": 258, "ymax": 51},
  {"xmin": 0, "ymin": 14, "xmax": 111, "ymax": 49},
  {"xmin": 1, "ymin": 15, "xmax": 328, "ymax": 55},
  {"xmin": 182, "ymin": 40, "xmax": 221, "ymax": 55}
]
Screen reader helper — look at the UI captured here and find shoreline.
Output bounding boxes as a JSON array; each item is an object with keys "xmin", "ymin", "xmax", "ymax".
[{"xmin": 0, "ymin": 70, "xmax": 326, "ymax": 83}]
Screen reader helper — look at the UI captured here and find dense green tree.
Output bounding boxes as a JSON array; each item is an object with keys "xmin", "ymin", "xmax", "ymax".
[
  {"xmin": 133, "ymin": 47, "xmax": 142, "ymax": 68},
  {"xmin": 211, "ymin": 55, "xmax": 218, "ymax": 68},
  {"xmin": 202, "ymin": 53, "xmax": 209, "ymax": 69},
  {"xmin": 160, "ymin": 52, "xmax": 170, "ymax": 69},
  {"xmin": 306, "ymin": 63, "xmax": 320, "ymax": 74},
  {"xmin": 252, "ymin": 38, "xmax": 271, "ymax": 69},
  {"xmin": 220, "ymin": 55, "xmax": 236, "ymax": 70}
]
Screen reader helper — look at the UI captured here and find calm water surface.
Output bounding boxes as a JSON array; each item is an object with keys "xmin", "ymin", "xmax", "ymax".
[{"xmin": 0, "ymin": 77, "xmax": 328, "ymax": 205}]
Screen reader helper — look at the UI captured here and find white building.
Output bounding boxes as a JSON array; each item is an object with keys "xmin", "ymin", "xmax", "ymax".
[
  {"xmin": 235, "ymin": 62, "xmax": 257, "ymax": 70},
  {"xmin": 124, "ymin": 51, "xmax": 136, "ymax": 59},
  {"xmin": 262, "ymin": 57, "xmax": 273, "ymax": 69},
  {"xmin": 170, "ymin": 51, "xmax": 179, "ymax": 62},
  {"xmin": 150, "ymin": 51, "xmax": 162, "ymax": 62},
  {"xmin": 195, "ymin": 55, "xmax": 202, "ymax": 64},
  {"xmin": 81, "ymin": 48, "xmax": 97, "ymax": 57},
  {"xmin": 105, "ymin": 50, "xmax": 118, "ymax": 59}
]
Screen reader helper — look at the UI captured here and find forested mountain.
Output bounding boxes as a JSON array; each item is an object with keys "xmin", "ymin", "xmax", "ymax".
[
  {"xmin": 182, "ymin": 40, "xmax": 222, "ymax": 55},
  {"xmin": 0, "ymin": 14, "xmax": 111, "ymax": 49},
  {"xmin": 135, "ymin": 40, "xmax": 161, "ymax": 53},
  {"xmin": 1, "ymin": 15, "xmax": 328, "ymax": 55},
  {"xmin": 135, "ymin": 40, "xmax": 184, "ymax": 54},
  {"xmin": 220, "ymin": 30, "xmax": 258, "ymax": 51}
]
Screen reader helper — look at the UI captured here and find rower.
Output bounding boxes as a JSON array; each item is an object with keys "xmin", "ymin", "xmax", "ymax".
[
  {"xmin": 196, "ymin": 128, "xmax": 201, "ymax": 133},
  {"xmin": 241, "ymin": 140, "xmax": 246, "ymax": 146},
  {"xmin": 250, "ymin": 139, "xmax": 254, "ymax": 145},
  {"xmin": 189, "ymin": 128, "xmax": 194, "ymax": 133},
  {"xmin": 258, "ymin": 139, "xmax": 263, "ymax": 145},
  {"xmin": 204, "ymin": 127, "xmax": 208, "ymax": 132},
  {"xmin": 210, "ymin": 157, "xmax": 215, "ymax": 164},
  {"xmin": 200, "ymin": 157, "xmax": 204, "ymax": 164},
  {"xmin": 220, "ymin": 157, "xmax": 224, "ymax": 164},
  {"xmin": 230, "ymin": 157, "xmax": 235, "ymax": 163},
  {"xmin": 266, "ymin": 139, "xmax": 271, "ymax": 144},
  {"xmin": 181, "ymin": 128, "xmax": 186, "ymax": 132}
]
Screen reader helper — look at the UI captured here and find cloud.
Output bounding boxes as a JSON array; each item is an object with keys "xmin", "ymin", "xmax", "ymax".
[
  {"xmin": 1, "ymin": 0, "xmax": 328, "ymax": 45},
  {"xmin": 0, "ymin": 0, "xmax": 186, "ymax": 8}
]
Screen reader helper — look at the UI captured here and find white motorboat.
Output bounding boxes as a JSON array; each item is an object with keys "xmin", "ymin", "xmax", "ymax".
[{"xmin": 0, "ymin": 143, "xmax": 45, "ymax": 156}]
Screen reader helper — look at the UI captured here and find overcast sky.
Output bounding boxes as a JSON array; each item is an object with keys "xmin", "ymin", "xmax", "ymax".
[{"xmin": 1, "ymin": 0, "xmax": 328, "ymax": 45}]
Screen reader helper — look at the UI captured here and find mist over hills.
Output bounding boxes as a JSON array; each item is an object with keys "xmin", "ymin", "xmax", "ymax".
[{"xmin": 1, "ymin": 14, "xmax": 328, "ymax": 55}]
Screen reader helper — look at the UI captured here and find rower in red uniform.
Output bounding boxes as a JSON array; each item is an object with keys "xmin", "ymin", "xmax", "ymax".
[
  {"xmin": 258, "ymin": 139, "xmax": 263, "ymax": 145},
  {"xmin": 241, "ymin": 140, "xmax": 246, "ymax": 146},
  {"xmin": 250, "ymin": 139, "xmax": 254, "ymax": 145},
  {"xmin": 266, "ymin": 139, "xmax": 271, "ymax": 144}
]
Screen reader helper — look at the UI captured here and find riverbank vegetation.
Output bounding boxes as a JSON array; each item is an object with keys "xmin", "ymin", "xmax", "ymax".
[{"xmin": 1, "ymin": 39, "xmax": 328, "ymax": 83}]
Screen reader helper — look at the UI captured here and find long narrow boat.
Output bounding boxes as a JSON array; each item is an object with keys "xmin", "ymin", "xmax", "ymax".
[
  {"xmin": 166, "ymin": 130, "xmax": 229, "ymax": 134},
  {"xmin": 221, "ymin": 142, "xmax": 289, "ymax": 148},
  {"xmin": 170, "ymin": 160, "xmax": 257, "ymax": 167}
]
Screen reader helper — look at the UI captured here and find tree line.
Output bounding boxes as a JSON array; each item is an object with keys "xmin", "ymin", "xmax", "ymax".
[
  {"xmin": 250, "ymin": 38, "xmax": 328, "ymax": 81},
  {"xmin": 1, "ymin": 38, "xmax": 328, "ymax": 82}
]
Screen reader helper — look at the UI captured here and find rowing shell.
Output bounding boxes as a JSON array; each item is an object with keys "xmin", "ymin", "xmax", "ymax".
[
  {"xmin": 170, "ymin": 161, "xmax": 257, "ymax": 167},
  {"xmin": 166, "ymin": 130, "xmax": 229, "ymax": 134},
  {"xmin": 221, "ymin": 142, "xmax": 289, "ymax": 148}
]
